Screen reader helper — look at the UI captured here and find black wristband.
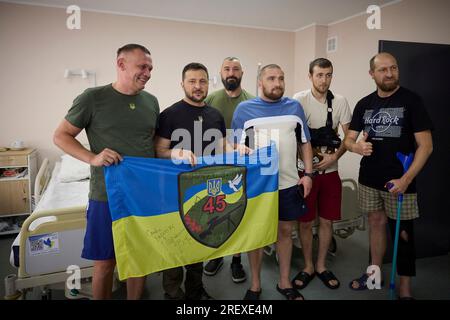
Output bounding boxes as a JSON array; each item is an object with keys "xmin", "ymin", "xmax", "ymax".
[{"xmin": 303, "ymin": 172, "xmax": 315, "ymax": 179}]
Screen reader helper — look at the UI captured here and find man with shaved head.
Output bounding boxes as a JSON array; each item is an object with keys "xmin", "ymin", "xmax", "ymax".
[
  {"xmin": 345, "ymin": 52, "xmax": 433, "ymax": 299},
  {"xmin": 54, "ymin": 44, "xmax": 159, "ymax": 299},
  {"xmin": 203, "ymin": 57, "xmax": 255, "ymax": 283},
  {"xmin": 205, "ymin": 57, "xmax": 255, "ymax": 128},
  {"xmin": 232, "ymin": 64, "xmax": 313, "ymax": 300}
]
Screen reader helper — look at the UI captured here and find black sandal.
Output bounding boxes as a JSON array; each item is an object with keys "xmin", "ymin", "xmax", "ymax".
[
  {"xmin": 243, "ymin": 289, "xmax": 261, "ymax": 300},
  {"xmin": 292, "ymin": 271, "xmax": 315, "ymax": 290},
  {"xmin": 316, "ymin": 270, "xmax": 340, "ymax": 289},
  {"xmin": 276, "ymin": 285, "xmax": 305, "ymax": 300}
]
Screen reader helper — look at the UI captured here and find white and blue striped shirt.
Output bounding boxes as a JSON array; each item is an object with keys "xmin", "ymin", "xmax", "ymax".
[{"xmin": 232, "ymin": 97, "xmax": 310, "ymax": 190}]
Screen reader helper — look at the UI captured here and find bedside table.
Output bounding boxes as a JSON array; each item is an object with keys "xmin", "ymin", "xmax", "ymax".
[{"xmin": 0, "ymin": 148, "xmax": 37, "ymax": 235}]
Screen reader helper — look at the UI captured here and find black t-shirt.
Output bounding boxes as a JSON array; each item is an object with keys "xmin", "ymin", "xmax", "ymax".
[
  {"xmin": 349, "ymin": 87, "xmax": 433, "ymax": 192},
  {"xmin": 156, "ymin": 99, "xmax": 227, "ymax": 157}
]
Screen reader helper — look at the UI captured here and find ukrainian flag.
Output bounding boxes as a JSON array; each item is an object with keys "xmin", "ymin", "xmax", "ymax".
[{"xmin": 104, "ymin": 144, "xmax": 278, "ymax": 280}]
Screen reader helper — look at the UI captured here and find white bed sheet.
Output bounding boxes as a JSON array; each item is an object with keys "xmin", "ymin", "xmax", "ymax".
[
  {"xmin": 33, "ymin": 162, "xmax": 89, "ymax": 213},
  {"xmin": 10, "ymin": 161, "xmax": 89, "ymax": 267}
]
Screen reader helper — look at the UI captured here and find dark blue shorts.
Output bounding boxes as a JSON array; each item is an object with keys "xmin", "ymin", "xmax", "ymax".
[
  {"xmin": 81, "ymin": 199, "xmax": 115, "ymax": 260},
  {"xmin": 279, "ymin": 184, "xmax": 308, "ymax": 221}
]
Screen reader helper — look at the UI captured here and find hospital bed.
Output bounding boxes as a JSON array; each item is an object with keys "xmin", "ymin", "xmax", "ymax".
[
  {"xmin": 264, "ymin": 178, "xmax": 365, "ymax": 258},
  {"xmin": 4, "ymin": 158, "xmax": 94, "ymax": 300}
]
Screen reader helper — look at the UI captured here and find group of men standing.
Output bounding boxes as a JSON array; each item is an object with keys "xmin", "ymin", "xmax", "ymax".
[{"xmin": 53, "ymin": 43, "xmax": 432, "ymax": 300}]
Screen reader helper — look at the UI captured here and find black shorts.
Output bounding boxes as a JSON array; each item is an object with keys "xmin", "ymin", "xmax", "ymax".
[{"xmin": 279, "ymin": 184, "xmax": 308, "ymax": 221}]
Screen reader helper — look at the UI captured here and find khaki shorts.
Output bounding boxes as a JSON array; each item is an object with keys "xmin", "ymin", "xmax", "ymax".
[{"xmin": 358, "ymin": 183, "xmax": 419, "ymax": 220}]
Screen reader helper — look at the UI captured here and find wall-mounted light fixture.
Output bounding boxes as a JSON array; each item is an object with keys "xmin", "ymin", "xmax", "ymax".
[
  {"xmin": 210, "ymin": 75, "xmax": 218, "ymax": 88},
  {"xmin": 256, "ymin": 62, "xmax": 262, "ymax": 97},
  {"xmin": 64, "ymin": 69, "xmax": 96, "ymax": 86}
]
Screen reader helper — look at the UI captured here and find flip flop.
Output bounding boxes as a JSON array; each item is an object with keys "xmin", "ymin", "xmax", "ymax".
[
  {"xmin": 276, "ymin": 285, "xmax": 304, "ymax": 300},
  {"xmin": 349, "ymin": 273, "xmax": 384, "ymax": 291},
  {"xmin": 349, "ymin": 273, "xmax": 369, "ymax": 290},
  {"xmin": 316, "ymin": 270, "xmax": 340, "ymax": 289},
  {"xmin": 243, "ymin": 289, "xmax": 261, "ymax": 300},
  {"xmin": 292, "ymin": 271, "xmax": 315, "ymax": 290}
]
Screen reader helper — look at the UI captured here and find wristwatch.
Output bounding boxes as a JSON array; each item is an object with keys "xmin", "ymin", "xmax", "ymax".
[{"xmin": 303, "ymin": 172, "xmax": 315, "ymax": 179}]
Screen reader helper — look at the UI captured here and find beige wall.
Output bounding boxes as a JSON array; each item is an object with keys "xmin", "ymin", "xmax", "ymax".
[
  {"xmin": 293, "ymin": 0, "xmax": 450, "ymax": 181},
  {"xmin": 294, "ymin": 24, "xmax": 328, "ymax": 91},
  {"xmin": 1, "ymin": 0, "xmax": 449, "ymax": 178},
  {"xmin": 294, "ymin": 26, "xmax": 316, "ymax": 92},
  {"xmin": 0, "ymin": 3, "xmax": 294, "ymax": 164}
]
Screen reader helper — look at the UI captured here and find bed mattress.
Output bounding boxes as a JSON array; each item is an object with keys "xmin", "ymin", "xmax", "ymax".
[{"xmin": 10, "ymin": 162, "xmax": 90, "ymax": 273}]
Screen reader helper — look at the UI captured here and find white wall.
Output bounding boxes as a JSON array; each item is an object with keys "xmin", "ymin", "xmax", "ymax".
[
  {"xmin": 0, "ymin": 2, "xmax": 294, "ymax": 163},
  {"xmin": 293, "ymin": 0, "xmax": 450, "ymax": 181},
  {"xmin": 1, "ymin": 0, "xmax": 449, "ymax": 177}
]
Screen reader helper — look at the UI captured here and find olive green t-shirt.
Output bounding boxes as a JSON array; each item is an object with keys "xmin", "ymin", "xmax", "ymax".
[
  {"xmin": 65, "ymin": 84, "xmax": 159, "ymax": 201},
  {"xmin": 204, "ymin": 89, "xmax": 255, "ymax": 128}
]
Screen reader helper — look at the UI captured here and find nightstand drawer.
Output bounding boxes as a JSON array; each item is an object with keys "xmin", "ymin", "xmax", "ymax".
[
  {"xmin": 0, "ymin": 155, "xmax": 28, "ymax": 166},
  {"xmin": 0, "ymin": 180, "xmax": 30, "ymax": 214}
]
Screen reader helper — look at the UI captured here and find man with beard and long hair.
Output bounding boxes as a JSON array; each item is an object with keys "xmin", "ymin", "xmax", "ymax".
[
  {"xmin": 155, "ymin": 62, "xmax": 235, "ymax": 300},
  {"xmin": 203, "ymin": 57, "xmax": 255, "ymax": 283},
  {"xmin": 345, "ymin": 52, "xmax": 433, "ymax": 299},
  {"xmin": 232, "ymin": 64, "xmax": 313, "ymax": 300},
  {"xmin": 291, "ymin": 58, "xmax": 352, "ymax": 291}
]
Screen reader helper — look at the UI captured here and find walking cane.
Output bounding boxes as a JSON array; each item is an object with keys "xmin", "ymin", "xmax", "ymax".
[{"xmin": 386, "ymin": 152, "xmax": 414, "ymax": 300}]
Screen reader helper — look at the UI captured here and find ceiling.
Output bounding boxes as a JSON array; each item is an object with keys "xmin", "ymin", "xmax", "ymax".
[{"xmin": 3, "ymin": 0, "xmax": 398, "ymax": 31}]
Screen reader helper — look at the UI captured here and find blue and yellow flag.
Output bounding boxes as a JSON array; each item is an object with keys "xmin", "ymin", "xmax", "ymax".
[{"xmin": 104, "ymin": 145, "xmax": 278, "ymax": 280}]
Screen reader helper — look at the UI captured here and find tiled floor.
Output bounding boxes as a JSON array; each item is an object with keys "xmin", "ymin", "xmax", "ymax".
[{"xmin": 1, "ymin": 226, "xmax": 449, "ymax": 300}]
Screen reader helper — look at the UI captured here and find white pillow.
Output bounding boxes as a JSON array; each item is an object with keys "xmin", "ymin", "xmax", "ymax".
[{"xmin": 58, "ymin": 154, "xmax": 90, "ymax": 182}]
